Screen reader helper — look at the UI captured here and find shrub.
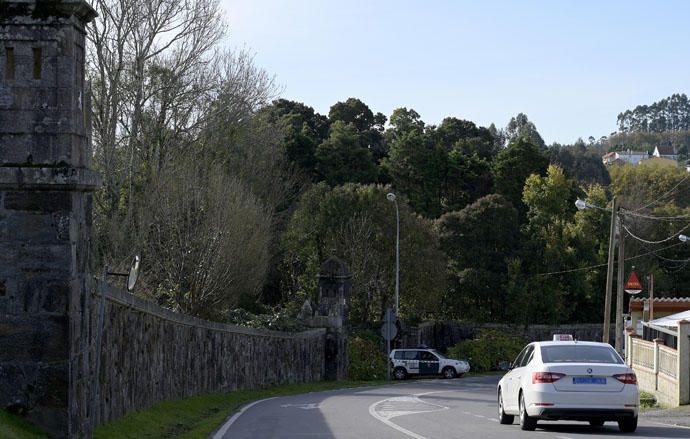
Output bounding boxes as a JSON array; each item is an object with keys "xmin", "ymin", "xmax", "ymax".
[
  {"xmin": 348, "ymin": 337, "xmax": 388, "ymax": 381},
  {"xmin": 639, "ymin": 391, "xmax": 657, "ymax": 409},
  {"xmin": 224, "ymin": 308, "xmax": 306, "ymax": 332},
  {"xmin": 447, "ymin": 329, "xmax": 524, "ymax": 373}
]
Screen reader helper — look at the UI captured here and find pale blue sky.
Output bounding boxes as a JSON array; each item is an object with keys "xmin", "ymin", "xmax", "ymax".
[{"xmin": 219, "ymin": 0, "xmax": 690, "ymax": 144}]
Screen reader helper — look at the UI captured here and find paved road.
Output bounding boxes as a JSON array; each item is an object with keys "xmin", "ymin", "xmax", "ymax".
[{"xmin": 215, "ymin": 375, "xmax": 690, "ymax": 439}]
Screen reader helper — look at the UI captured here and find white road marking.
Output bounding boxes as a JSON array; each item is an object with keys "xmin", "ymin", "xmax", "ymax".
[
  {"xmin": 473, "ymin": 414, "xmax": 485, "ymax": 418},
  {"xmin": 556, "ymin": 436, "xmax": 573, "ymax": 439},
  {"xmin": 280, "ymin": 403, "xmax": 320, "ymax": 410},
  {"xmin": 650, "ymin": 421, "xmax": 690, "ymax": 429},
  {"xmin": 212, "ymin": 397, "xmax": 277, "ymax": 439},
  {"xmin": 488, "ymin": 418, "xmax": 499, "ymax": 423},
  {"xmin": 368, "ymin": 391, "xmax": 452, "ymax": 439}
]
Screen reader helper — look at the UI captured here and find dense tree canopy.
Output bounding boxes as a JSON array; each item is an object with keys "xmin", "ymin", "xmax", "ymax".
[
  {"xmin": 315, "ymin": 121, "xmax": 379, "ymax": 185},
  {"xmin": 505, "ymin": 113, "xmax": 546, "ymax": 150},
  {"xmin": 550, "ymin": 141, "xmax": 611, "ymax": 186},
  {"xmin": 491, "ymin": 138, "xmax": 550, "ymax": 212},
  {"xmin": 617, "ymin": 93, "xmax": 690, "ymax": 133},
  {"xmin": 86, "ymin": 7, "xmax": 690, "ymax": 329},
  {"xmin": 282, "ymin": 184, "xmax": 446, "ymax": 323},
  {"xmin": 438, "ymin": 194, "xmax": 519, "ymax": 321},
  {"xmin": 258, "ymin": 99, "xmax": 330, "ymax": 178}
]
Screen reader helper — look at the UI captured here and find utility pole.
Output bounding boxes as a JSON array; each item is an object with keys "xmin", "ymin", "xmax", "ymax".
[
  {"xmin": 649, "ymin": 273, "xmax": 654, "ymax": 321},
  {"xmin": 603, "ymin": 197, "xmax": 618, "ymax": 344},
  {"xmin": 615, "ymin": 220, "xmax": 626, "ymax": 353}
]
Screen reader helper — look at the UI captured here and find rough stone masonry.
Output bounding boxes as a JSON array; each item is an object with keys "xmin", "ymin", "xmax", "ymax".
[{"xmin": 0, "ymin": 1, "xmax": 99, "ymax": 436}]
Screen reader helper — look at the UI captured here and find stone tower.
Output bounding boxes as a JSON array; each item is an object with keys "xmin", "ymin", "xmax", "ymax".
[
  {"xmin": 0, "ymin": 1, "xmax": 98, "ymax": 437},
  {"xmin": 317, "ymin": 256, "xmax": 351, "ymax": 380}
]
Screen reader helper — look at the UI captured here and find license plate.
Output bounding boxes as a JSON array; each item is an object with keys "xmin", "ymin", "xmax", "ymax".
[{"xmin": 573, "ymin": 377, "xmax": 606, "ymax": 385}]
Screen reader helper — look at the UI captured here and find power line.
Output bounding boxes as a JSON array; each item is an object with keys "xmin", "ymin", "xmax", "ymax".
[
  {"xmin": 536, "ymin": 262, "xmax": 606, "ymax": 277},
  {"xmin": 620, "ymin": 221, "xmax": 690, "ymax": 245},
  {"xmin": 622, "ymin": 210, "xmax": 690, "ymax": 221},
  {"xmin": 632, "ymin": 175, "xmax": 690, "ymax": 212},
  {"xmin": 666, "ymin": 259, "xmax": 690, "ymax": 273},
  {"xmin": 536, "ymin": 242, "xmax": 686, "ymax": 277},
  {"xmin": 651, "ymin": 252, "xmax": 690, "ymax": 264}
]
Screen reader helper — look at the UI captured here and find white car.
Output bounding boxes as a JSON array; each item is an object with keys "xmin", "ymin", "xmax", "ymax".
[
  {"xmin": 390, "ymin": 348, "xmax": 470, "ymax": 380},
  {"xmin": 497, "ymin": 337, "xmax": 639, "ymax": 432}
]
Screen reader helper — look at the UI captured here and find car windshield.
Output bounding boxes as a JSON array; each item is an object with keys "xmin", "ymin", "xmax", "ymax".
[
  {"xmin": 540, "ymin": 345, "xmax": 623, "ymax": 364},
  {"xmin": 431, "ymin": 350, "xmax": 446, "ymax": 359}
]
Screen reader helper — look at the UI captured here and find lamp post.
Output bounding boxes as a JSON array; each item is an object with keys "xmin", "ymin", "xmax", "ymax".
[
  {"xmin": 387, "ymin": 192, "xmax": 400, "ymax": 315},
  {"xmin": 575, "ymin": 197, "xmax": 619, "ymax": 346}
]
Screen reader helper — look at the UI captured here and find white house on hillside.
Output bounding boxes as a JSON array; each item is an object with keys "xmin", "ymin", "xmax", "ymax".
[
  {"xmin": 602, "ymin": 149, "xmax": 648, "ymax": 165},
  {"xmin": 653, "ymin": 145, "xmax": 679, "ymax": 161}
]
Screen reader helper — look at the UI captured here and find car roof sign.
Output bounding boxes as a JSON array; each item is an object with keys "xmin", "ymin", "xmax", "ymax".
[{"xmin": 553, "ymin": 334, "xmax": 574, "ymax": 341}]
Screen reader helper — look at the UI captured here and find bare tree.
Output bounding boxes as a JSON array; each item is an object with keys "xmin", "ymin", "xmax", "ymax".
[
  {"xmin": 87, "ymin": 0, "xmax": 225, "ymax": 217},
  {"xmin": 140, "ymin": 155, "xmax": 272, "ymax": 318}
]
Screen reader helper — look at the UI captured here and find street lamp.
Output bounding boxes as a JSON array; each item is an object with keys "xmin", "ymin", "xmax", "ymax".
[
  {"xmin": 575, "ymin": 199, "xmax": 611, "ymax": 212},
  {"xmin": 387, "ymin": 192, "xmax": 400, "ymax": 315},
  {"xmin": 575, "ymin": 198, "xmax": 621, "ymax": 350},
  {"xmin": 574, "ymin": 199, "xmax": 589, "ymax": 210}
]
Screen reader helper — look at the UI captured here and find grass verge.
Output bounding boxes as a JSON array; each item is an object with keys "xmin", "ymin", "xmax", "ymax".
[
  {"xmin": 0, "ymin": 410, "xmax": 48, "ymax": 439},
  {"xmin": 94, "ymin": 380, "xmax": 388, "ymax": 439}
]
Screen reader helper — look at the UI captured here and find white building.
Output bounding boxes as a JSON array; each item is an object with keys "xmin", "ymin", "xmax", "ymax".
[
  {"xmin": 652, "ymin": 145, "xmax": 679, "ymax": 161},
  {"xmin": 602, "ymin": 149, "xmax": 648, "ymax": 166}
]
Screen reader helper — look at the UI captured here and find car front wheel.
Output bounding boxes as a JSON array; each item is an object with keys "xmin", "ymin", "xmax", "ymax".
[
  {"xmin": 442, "ymin": 367, "xmax": 457, "ymax": 379},
  {"xmin": 519, "ymin": 392, "xmax": 537, "ymax": 431},
  {"xmin": 393, "ymin": 367, "xmax": 407, "ymax": 380},
  {"xmin": 497, "ymin": 389, "xmax": 514, "ymax": 425}
]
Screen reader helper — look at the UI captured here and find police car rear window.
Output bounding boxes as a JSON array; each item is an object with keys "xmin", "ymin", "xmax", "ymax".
[{"xmin": 540, "ymin": 345, "xmax": 623, "ymax": 364}]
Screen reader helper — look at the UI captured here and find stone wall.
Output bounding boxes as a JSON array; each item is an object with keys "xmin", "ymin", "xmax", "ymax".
[
  {"xmin": 93, "ymin": 283, "xmax": 326, "ymax": 426},
  {"xmin": 412, "ymin": 321, "xmax": 616, "ymax": 351}
]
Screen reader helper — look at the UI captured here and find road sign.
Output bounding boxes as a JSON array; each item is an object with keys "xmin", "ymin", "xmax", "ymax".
[
  {"xmin": 383, "ymin": 308, "xmax": 396, "ymax": 323},
  {"xmin": 381, "ymin": 322, "xmax": 398, "ymax": 340},
  {"xmin": 625, "ymin": 271, "xmax": 642, "ymax": 295},
  {"xmin": 381, "ymin": 308, "xmax": 397, "ymax": 341}
]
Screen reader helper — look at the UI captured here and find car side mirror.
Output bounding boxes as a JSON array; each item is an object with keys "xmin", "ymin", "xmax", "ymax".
[{"xmin": 498, "ymin": 360, "xmax": 511, "ymax": 371}]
